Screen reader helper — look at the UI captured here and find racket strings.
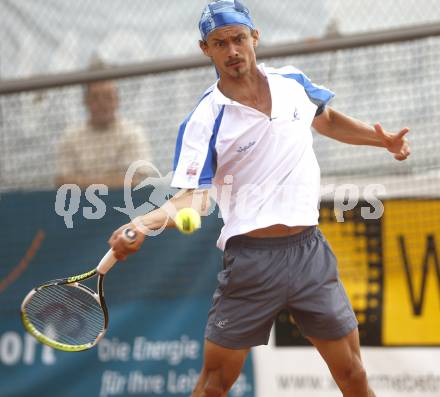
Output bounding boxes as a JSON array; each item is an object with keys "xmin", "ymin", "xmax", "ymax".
[
  {"xmin": 24, "ymin": 284, "xmax": 105, "ymax": 346},
  {"xmin": 27, "ymin": 289, "xmax": 103, "ymax": 345}
]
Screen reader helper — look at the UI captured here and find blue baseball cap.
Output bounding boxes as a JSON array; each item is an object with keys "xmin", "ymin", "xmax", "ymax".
[{"xmin": 199, "ymin": 0, "xmax": 255, "ymax": 41}]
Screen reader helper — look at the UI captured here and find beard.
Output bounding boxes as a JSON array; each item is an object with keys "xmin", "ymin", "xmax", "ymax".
[
  {"xmin": 232, "ymin": 68, "xmax": 243, "ymax": 78},
  {"xmin": 224, "ymin": 58, "xmax": 247, "ymax": 78}
]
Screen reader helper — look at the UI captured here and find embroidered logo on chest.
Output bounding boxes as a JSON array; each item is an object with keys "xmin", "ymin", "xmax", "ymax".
[
  {"xmin": 292, "ymin": 107, "xmax": 300, "ymax": 122},
  {"xmin": 237, "ymin": 141, "xmax": 256, "ymax": 153}
]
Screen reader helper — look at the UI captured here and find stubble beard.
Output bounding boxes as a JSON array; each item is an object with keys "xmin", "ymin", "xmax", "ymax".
[
  {"xmin": 233, "ymin": 69, "xmax": 242, "ymax": 78},
  {"xmin": 231, "ymin": 63, "xmax": 248, "ymax": 79}
]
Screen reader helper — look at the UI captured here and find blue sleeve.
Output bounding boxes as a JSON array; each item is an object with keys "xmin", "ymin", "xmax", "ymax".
[
  {"xmin": 171, "ymin": 104, "xmax": 225, "ymax": 189},
  {"xmin": 280, "ymin": 72, "xmax": 335, "ymax": 116}
]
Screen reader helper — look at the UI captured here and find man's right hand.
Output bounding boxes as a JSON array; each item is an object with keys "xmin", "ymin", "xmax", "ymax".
[{"xmin": 108, "ymin": 223, "xmax": 145, "ymax": 260}]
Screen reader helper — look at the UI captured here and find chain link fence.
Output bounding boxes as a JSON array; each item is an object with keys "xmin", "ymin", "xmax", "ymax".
[
  {"xmin": 0, "ymin": 0, "xmax": 440, "ymax": 194},
  {"xmin": 1, "ymin": 35, "xmax": 439, "ymax": 194},
  {"xmin": 2, "ymin": 0, "xmax": 440, "ymax": 78}
]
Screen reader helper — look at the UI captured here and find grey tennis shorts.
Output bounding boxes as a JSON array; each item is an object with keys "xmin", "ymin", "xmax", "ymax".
[{"xmin": 205, "ymin": 226, "xmax": 358, "ymax": 349}]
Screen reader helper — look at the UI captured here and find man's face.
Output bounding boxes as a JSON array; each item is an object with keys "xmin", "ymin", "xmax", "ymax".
[
  {"xmin": 85, "ymin": 80, "xmax": 118, "ymax": 128},
  {"xmin": 200, "ymin": 25, "xmax": 259, "ymax": 79}
]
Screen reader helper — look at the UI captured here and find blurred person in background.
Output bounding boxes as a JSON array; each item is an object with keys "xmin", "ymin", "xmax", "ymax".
[{"xmin": 55, "ymin": 59, "xmax": 153, "ymax": 188}]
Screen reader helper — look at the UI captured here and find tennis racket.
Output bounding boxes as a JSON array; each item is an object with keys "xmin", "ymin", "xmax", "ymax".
[{"xmin": 20, "ymin": 228, "xmax": 137, "ymax": 352}]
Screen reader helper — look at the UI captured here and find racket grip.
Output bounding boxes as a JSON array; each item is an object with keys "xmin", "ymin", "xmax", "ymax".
[
  {"xmin": 96, "ymin": 249, "xmax": 117, "ymax": 275},
  {"xmin": 97, "ymin": 228, "xmax": 137, "ymax": 275}
]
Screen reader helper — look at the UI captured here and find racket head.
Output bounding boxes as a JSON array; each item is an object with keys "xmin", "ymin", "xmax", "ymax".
[{"xmin": 21, "ymin": 273, "xmax": 108, "ymax": 352}]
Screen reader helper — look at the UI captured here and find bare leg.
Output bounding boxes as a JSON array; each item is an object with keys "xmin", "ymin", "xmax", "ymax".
[
  {"xmin": 307, "ymin": 328, "xmax": 376, "ymax": 397},
  {"xmin": 191, "ymin": 339, "xmax": 249, "ymax": 397}
]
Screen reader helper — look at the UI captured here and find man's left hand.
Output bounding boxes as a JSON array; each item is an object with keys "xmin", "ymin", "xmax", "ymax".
[{"xmin": 374, "ymin": 123, "xmax": 411, "ymax": 161}]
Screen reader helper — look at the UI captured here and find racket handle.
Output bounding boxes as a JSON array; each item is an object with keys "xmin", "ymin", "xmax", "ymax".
[
  {"xmin": 97, "ymin": 228, "xmax": 137, "ymax": 274},
  {"xmin": 97, "ymin": 249, "xmax": 117, "ymax": 275}
]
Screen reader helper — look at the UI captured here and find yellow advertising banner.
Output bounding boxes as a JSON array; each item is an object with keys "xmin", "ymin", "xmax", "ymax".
[{"xmin": 382, "ymin": 200, "xmax": 440, "ymax": 345}]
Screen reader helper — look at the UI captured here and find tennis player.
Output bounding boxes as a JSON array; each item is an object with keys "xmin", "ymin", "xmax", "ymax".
[{"xmin": 109, "ymin": 1, "xmax": 410, "ymax": 396}]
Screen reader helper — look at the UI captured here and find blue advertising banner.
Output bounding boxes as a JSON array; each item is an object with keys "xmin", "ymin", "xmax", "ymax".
[{"xmin": 0, "ymin": 190, "xmax": 254, "ymax": 397}]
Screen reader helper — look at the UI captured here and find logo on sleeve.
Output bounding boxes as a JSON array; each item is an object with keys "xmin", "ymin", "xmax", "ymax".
[{"xmin": 186, "ymin": 161, "xmax": 199, "ymax": 177}]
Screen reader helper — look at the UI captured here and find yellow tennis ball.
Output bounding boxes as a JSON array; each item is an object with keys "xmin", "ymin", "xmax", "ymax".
[{"xmin": 175, "ymin": 208, "xmax": 201, "ymax": 234}]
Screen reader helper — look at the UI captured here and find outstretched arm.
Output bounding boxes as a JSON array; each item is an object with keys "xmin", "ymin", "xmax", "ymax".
[
  {"xmin": 312, "ymin": 107, "xmax": 411, "ymax": 161},
  {"xmin": 108, "ymin": 188, "xmax": 211, "ymax": 260}
]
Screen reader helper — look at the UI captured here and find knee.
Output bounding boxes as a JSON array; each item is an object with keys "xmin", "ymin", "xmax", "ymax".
[
  {"xmin": 194, "ymin": 381, "xmax": 227, "ymax": 397},
  {"xmin": 204, "ymin": 385, "xmax": 224, "ymax": 397},
  {"xmin": 335, "ymin": 359, "xmax": 367, "ymax": 387},
  {"xmin": 192, "ymin": 368, "xmax": 229, "ymax": 397},
  {"xmin": 348, "ymin": 365, "xmax": 367, "ymax": 386}
]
